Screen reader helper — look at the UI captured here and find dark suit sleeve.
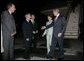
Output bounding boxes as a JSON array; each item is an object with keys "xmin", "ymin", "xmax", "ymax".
[
  {"xmin": 35, "ymin": 21, "xmax": 38, "ymax": 30},
  {"xmin": 22, "ymin": 22, "xmax": 28, "ymax": 38},
  {"xmin": 33, "ymin": 21, "xmax": 38, "ymax": 31},
  {"xmin": 1, "ymin": 11, "xmax": 14, "ymax": 34},
  {"xmin": 46, "ymin": 21, "xmax": 54, "ymax": 29},
  {"xmin": 60, "ymin": 16, "xmax": 66, "ymax": 34},
  {"xmin": 11, "ymin": 19, "xmax": 16, "ymax": 33}
]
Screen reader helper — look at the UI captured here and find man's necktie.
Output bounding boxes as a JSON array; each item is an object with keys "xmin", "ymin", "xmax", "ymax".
[
  {"xmin": 54, "ymin": 16, "xmax": 57, "ymax": 24},
  {"xmin": 11, "ymin": 14, "xmax": 14, "ymax": 19}
]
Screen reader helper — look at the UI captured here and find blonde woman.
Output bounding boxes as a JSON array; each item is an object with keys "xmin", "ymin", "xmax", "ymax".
[
  {"xmin": 1, "ymin": 24, "xmax": 4, "ymax": 53},
  {"xmin": 42, "ymin": 15, "xmax": 53, "ymax": 54}
]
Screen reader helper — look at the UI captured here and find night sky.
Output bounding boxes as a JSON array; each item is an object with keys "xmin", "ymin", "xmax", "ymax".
[
  {"xmin": 1, "ymin": 0, "xmax": 68, "ymax": 24},
  {"xmin": 1, "ymin": 0, "xmax": 49, "ymax": 34},
  {"xmin": 1, "ymin": 0, "xmax": 81, "ymax": 36}
]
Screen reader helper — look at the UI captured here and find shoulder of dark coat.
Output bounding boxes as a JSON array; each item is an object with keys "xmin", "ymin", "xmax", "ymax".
[
  {"xmin": 60, "ymin": 15, "xmax": 65, "ymax": 18},
  {"xmin": 60, "ymin": 15, "xmax": 66, "ymax": 20},
  {"xmin": 23, "ymin": 20, "xmax": 26, "ymax": 24},
  {"xmin": 1, "ymin": 10, "xmax": 9, "ymax": 15}
]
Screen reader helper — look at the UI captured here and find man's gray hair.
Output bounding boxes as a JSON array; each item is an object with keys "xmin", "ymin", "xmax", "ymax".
[
  {"xmin": 7, "ymin": 3, "xmax": 14, "ymax": 9},
  {"xmin": 53, "ymin": 9, "xmax": 60, "ymax": 13},
  {"xmin": 25, "ymin": 13, "xmax": 30, "ymax": 18}
]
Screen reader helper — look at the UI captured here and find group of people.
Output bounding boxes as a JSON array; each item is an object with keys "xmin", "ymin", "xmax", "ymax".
[
  {"xmin": 1, "ymin": 3, "xmax": 38, "ymax": 60},
  {"xmin": 1, "ymin": 3, "xmax": 66, "ymax": 60},
  {"xmin": 41, "ymin": 9, "xmax": 66, "ymax": 60},
  {"xmin": 22, "ymin": 13, "xmax": 38, "ymax": 59},
  {"xmin": 1, "ymin": 3, "xmax": 16, "ymax": 60}
]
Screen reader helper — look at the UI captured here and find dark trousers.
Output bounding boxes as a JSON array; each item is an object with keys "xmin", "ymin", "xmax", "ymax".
[
  {"xmin": 30, "ymin": 34, "xmax": 37, "ymax": 52},
  {"xmin": 48, "ymin": 34, "xmax": 64, "ymax": 58},
  {"xmin": 3, "ymin": 37, "xmax": 14, "ymax": 60},
  {"xmin": 24, "ymin": 40, "xmax": 30, "ymax": 58},
  {"xmin": 31, "ymin": 39, "xmax": 37, "ymax": 48}
]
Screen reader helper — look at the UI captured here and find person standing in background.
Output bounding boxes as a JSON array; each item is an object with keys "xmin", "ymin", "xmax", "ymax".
[
  {"xmin": 1, "ymin": 3, "xmax": 16, "ymax": 60},
  {"xmin": 42, "ymin": 15, "xmax": 53, "ymax": 55},
  {"xmin": 41, "ymin": 9, "xmax": 66, "ymax": 60},
  {"xmin": 30, "ymin": 14, "xmax": 38, "ymax": 53},
  {"xmin": 22, "ymin": 13, "xmax": 33, "ymax": 59}
]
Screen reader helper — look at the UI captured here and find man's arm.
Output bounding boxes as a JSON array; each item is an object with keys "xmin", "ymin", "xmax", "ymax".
[
  {"xmin": 35, "ymin": 21, "xmax": 38, "ymax": 33},
  {"xmin": 1, "ymin": 11, "xmax": 14, "ymax": 35},
  {"xmin": 46, "ymin": 21, "xmax": 54, "ymax": 29},
  {"xmin": 60, "ymin": 16, "xmax": 66, "ymax": 34},
  {"xmin": 42, "ymin": 22, "xmax": 48, "ymax": 36},
  {"xmin": 22, "ymin": 23, "xmax": 28, "ymax": 38},
  {"xmin": 22, "ymin": 23, "xmax": 31, "ymax": 41},
  {"xmin": 35, "ymin": 21, "xmax": 38, "ymax": 30},
  {"xmin": 41, "ymin": 21, "xmax": 54, "ymax": 30}
]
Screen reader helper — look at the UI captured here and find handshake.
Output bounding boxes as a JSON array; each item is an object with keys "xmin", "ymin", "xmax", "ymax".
[
  {"xmin": 41, "ymin": 26, "xmax": 46, "ymax": 30},
  {"xmin": 41, "ymin": 26, "xmax": 46, "ymax": 37}
]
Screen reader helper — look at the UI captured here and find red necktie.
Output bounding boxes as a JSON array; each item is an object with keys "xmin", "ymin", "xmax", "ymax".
[
  {"xmin": 54, "ymin": 16, "xmax": 57, "ymax": 24},
  {"xmin": 11, "ymin": 14, "xmax": 14, "ymax": 19}
]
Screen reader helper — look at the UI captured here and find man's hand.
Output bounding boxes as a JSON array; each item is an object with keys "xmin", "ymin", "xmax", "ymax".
[
  {"xmin": 33, "ymin": 31, "xmax": 36, "ymax": 34},
  {"xmin": 42, "ymin": 34, "xmax": 45, "ymax": 37},
  {"xmin": 11, "ymin": 31, "xmax": 16, "ymax": 37},
  {"xmin": 58, "ymin": 33, "xmax": 62, "ymax": 37},
  {"xmin": 32, "ymin": 37, "xmax": 34, "ymax": 39},
  {"xmin": 36, "ymin": 30, "xmax": 38, "ymax": 33},
  {"xmin": 41, "ymin": 26, "xmax": 46, "ymax": 30},
  {"xmin": 26, "ymin": 38, "xmax": 29, "ymax": 41}
]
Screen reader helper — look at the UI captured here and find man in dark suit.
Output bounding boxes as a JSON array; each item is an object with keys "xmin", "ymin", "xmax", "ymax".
[
  {"xmin": 30, "ymin": 14, "xmax": 38, "ymax": 53},
  {"xmin": 1, "ymin": 3, "xmax": 16, "ymax": 60},
  {"xmin": 22, "ymin": 13, "xmax": 33, "ymax": 59},
  {"xmin": 41, "ymin": 9, "xmax": 66, "ymax": 60}
]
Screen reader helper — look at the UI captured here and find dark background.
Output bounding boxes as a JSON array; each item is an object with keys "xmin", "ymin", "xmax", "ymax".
[
  {"xmin": 1, "ymin": 0, "xmax": 83, "ymax": 60},
  {"xmin": 1, "ymin": 0, "xmax": 82, "ymax": 38}
]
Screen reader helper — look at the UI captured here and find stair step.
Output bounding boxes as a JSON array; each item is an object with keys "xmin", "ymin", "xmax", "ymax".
[
  {"xmin": 67, "ymin": 23, "xmax": 78, "ymax": 24},
  {"xmin": 67, "ymin": 26, "xmax": 78, "ymax": 27},
  {"xmin": 66, "ymin": 28, "xmax": 78, "ymax": 30},
  {"xmin": 65, "ymin": 29, "xmax": 78, "ymax": 31},
  {"xmin": 66, "ymin": 27, "xmax": 78, "ymax": 29},
  {"xmin": 64, "ymin": 36, "xmax": 78, "ymax": 39},
  {"xmin": 64, "ymin": 33, "xmax": 78, "ymax": 35},
  {"xmin": 65, "ymin": 31, "xmax": 78, "ymax": 33}
]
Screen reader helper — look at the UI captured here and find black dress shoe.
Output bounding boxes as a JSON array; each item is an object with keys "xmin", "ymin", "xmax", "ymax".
[
  {"xmin": 46, "ymin": 55, "xmax": 53, "ymax": 59},
  {"xmin": 58, "ymin": 57, "xmax": 64, "ymax": 60},
  {"xmin": 24, "ymin": 56, "xmax": 30, "ymax": 59}
]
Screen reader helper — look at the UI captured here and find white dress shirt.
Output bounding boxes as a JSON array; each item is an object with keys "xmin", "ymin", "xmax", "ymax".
[
  {"xmin": 8, "ymin": 10, "xmax": 12, "ymax": 14},
  {"xmin": 26, "ymin": 19, "xmax": 30, "ymax": 23}
]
